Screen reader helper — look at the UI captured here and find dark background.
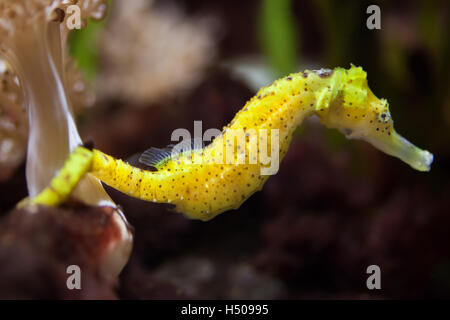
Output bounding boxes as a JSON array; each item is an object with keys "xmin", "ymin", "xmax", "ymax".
[{"xmin": 0, "ymin": 0, "xmax": 449, "ymax": 299}]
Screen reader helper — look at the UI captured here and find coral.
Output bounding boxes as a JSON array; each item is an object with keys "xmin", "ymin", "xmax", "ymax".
[
  {"xmin": 0, "ymin": 204, "xmax": 126, "ymax": 299},
  {"xmin": 0, "ymin": 61, "xmax": 26, "ymax": 180},
  {"xmin": 0, "ymin": 0, "xmax": 108, "ymax": 196},
  {"xmin": 0, "ymin": 0, "xmax": 103, "ymax": 181},
  {"xmin": 0, "ymin": 0, "xmax": 132, "ymax": 278},
  {"xmin": 97, "ymin": 0, "xmax": 217, "ymax": 103},
  {"xmin": 0, "ymin": 58, "xmax": 95, "ymax": 181}
]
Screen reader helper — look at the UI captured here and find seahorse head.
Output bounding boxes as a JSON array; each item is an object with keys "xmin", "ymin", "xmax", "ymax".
[{"xmin": 317, "ymin": 65, "xmax": 433, "ymax": 171}]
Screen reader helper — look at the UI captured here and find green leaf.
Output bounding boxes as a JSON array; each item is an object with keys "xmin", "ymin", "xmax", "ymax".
[
  {"xmin": 259, "ymin": 0, "xmax": 299, "ymax": 76},
  {"xmin": 68, "ymin": 1, "xmax": 112, "ymax": 84}
]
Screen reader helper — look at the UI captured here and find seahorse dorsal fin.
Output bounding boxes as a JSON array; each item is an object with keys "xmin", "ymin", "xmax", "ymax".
[
  {"xmin": 139, "ymin": 147, "xmax": 172, "ymax": 168},
  {"xmin": 138, "ymin": 138, "xmax": 204, "ymax": 168}
]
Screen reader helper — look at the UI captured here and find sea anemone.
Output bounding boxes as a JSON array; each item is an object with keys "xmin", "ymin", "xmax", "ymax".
[{"xmin": 0, "ymin": 0, "xmax": 132, "ymax": 277}]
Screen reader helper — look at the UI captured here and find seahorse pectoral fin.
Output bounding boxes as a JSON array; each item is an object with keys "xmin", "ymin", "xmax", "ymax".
[{"xmin": 364, "ymin": 130, "xmax": 433, "ymax": 172}]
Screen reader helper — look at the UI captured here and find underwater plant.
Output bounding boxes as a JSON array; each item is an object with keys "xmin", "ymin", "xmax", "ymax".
[
  {"xmin": 31, "ymin": 65, "xmax": 433, "ymax": 221},
  {"xmin": 0, "ymin": 0, "xmax": 132, "ymax": 277}
]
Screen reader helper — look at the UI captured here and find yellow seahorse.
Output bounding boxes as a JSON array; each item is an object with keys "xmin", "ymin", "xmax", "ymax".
[{"xmin": 30, "ymin": 65, "xmax": 433, "ymax": 221}]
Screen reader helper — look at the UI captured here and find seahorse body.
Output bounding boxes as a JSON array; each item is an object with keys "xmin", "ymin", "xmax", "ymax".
[
  {"xmin": 90, "ymin": 69, "xmax": 335, "ymax": 220},
  {"xmin": 30, "ymin": 147, "xmax": 93, "ymax": 206},
  {"xmin": 88, "ymin": 65, "xmax": 433, "ymax": 221},
  {"xmin": 31, "ymin": 66, "xmax": 434, "ymax": 221}
]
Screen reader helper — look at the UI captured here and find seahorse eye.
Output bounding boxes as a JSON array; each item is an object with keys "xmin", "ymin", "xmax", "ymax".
[{"xmin": 378, "ymin": 111, "xmax": 391, "ymax": 123}]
